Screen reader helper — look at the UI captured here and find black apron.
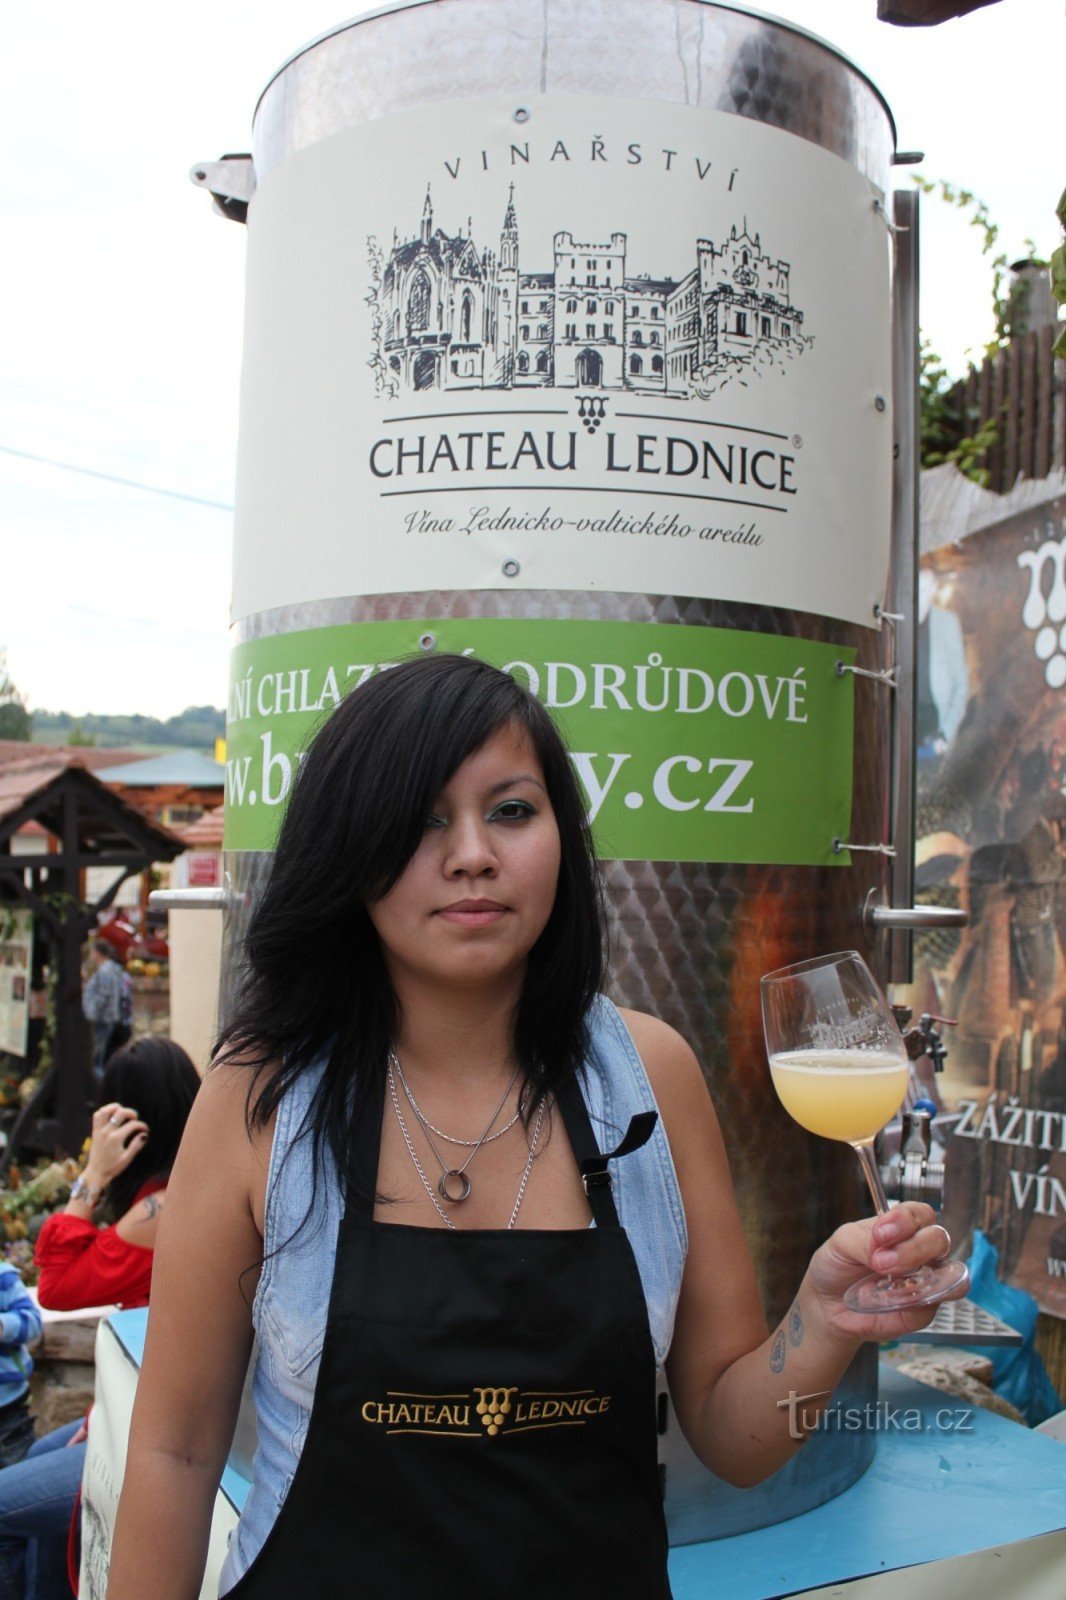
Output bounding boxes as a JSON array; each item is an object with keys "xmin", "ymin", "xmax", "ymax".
[{"xmin": 227, "ymin": 1073, "xmax": 672, "ymax": 1598}]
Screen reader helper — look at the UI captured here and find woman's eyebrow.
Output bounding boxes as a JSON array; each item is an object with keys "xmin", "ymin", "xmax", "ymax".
[{"xmin": 486, "ymin": 773, "xmax": 546, "ymax": 796}]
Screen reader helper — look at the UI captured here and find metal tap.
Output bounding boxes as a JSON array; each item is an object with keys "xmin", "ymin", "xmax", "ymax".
[
  {"xmin": 891, "ymin": 1006, "xmax": 954, "ymax": 1072},
  {"xmin": 881, "ymin": 1103, "xmax": 946, "ymax": 1207},
  {"xmin": 882, "ymin": 1008, "xmax": 955, "ymax": 1205}
]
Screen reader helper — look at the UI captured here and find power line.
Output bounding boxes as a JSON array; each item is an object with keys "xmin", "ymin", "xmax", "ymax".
[
  {"xmin": 0, "ymin": 443, "xmax": 234, "ymax": 512},
  {"xmin": 68, "ymin": 605, "xmax": 228, "ymax": 641}
]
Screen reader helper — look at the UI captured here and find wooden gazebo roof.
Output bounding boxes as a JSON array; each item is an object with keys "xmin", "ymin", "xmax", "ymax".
[
  {"xmin": 0, "ymin": 760, "xmax": 184, "ymax": 864},
  {"xmin": 0, "ymin": 761, "xmax": 184, "ymax": 1158}
]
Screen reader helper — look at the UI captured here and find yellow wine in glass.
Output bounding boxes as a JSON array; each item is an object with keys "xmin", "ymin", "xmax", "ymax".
[
  {"xmin": 761, "ymin": 950, "xmax": 969, "ymax": 1313},
  {"xmin": 769, "ymin": 1051, "xmax": 911, "ymax": 1144}
]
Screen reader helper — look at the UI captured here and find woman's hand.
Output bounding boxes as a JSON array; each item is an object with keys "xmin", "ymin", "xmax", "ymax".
[
  {"xmin": 85, "ymin": 1103, "xmax": 149, "ymax": 1190},
  {"xmin": 805, "ymin": 1203, "xmax": 969, "ymax": 1347}
]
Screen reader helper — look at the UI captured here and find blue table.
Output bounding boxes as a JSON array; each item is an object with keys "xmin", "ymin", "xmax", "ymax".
[{"xmin": 108, "ymin": 1310, "xmax": 1066, "ymax": 1597}]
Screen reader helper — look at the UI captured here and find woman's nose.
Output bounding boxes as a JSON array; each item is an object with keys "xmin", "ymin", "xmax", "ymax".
[{"xmin": 442, "ymin": 815, "xmax": 498, "ymax": 876}]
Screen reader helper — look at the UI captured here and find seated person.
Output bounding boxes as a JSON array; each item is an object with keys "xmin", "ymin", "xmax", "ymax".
[{"xmin": 0, "ymin": 1038, "xmax": 199, "ymax": 1600}]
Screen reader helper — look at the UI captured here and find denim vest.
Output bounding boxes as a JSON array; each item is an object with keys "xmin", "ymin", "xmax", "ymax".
[{"xmin": 219, "ymin": 996, "xmax": 688, "ymax": 1594}]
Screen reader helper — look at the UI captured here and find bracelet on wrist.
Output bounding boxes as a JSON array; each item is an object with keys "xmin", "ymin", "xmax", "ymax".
[{"xmin": 70, "ymin": 1174, "xmax": 107, "ymax": 1208}]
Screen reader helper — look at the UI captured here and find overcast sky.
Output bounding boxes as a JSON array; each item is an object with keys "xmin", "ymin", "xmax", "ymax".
[{"xmin": 0, "ymin": 0, "xmax": 1059, "ymax": 720}]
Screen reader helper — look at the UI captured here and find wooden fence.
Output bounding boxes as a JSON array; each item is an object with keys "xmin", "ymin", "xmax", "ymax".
[{"xmin": 948, "ymin": 325, "xmax": 1065, "ymax": 492}]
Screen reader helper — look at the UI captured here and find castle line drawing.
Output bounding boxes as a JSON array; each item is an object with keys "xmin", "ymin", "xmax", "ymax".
[{"xmin": 371, "ymin": 185, "xmax": 808, "ymax": 399}]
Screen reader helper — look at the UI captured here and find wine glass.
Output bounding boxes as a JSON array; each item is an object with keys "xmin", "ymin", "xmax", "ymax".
[{"xmin": 761, "ymin": 950, "xmax": 969, "ymax": 1313}]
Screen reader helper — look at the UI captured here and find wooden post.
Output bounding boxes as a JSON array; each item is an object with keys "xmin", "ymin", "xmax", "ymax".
[
  {"xmin": 56, "ymin": 787, "xmax": 93, "ymax": 1155},
  {"xmin": 1018, "ymin": 330, "xmax": 1034, "ymax": 481},
  {"xmin": 1035, "ymin": 327, "xmax": 1053, "ymax": 480},
  {"xmin": 56, "ymin": 912, "xmax": 92, "ymax": 1155}
]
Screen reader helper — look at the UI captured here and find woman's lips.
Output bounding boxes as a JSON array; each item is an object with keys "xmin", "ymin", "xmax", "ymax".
[{"xmin": 436, "ymin": 900, "xmax": 509, "ymax": 928}]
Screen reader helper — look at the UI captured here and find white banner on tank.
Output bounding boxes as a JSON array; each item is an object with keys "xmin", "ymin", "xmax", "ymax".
[{"xmin": 233, "ymin": 94, "xmax": 892, "ymax": 627}]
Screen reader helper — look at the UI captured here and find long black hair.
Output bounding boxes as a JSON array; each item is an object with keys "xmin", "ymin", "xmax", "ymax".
[
  {"xmin": 99, "ymin": 1037, "xmax": 200, "ymax": 1217},
  {"xmin": 216, "ymin": 653, "xmax": 606, "ymax": 1197}
]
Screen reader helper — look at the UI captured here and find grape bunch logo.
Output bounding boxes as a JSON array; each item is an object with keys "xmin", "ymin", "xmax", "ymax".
[
  {"xmin": 474, "ymin": 1385, "xmax": 517, "ymax": 1436},
  {"xmin": 1019, "ymin": 537, "xmax": 1066, "ymax": 688}
]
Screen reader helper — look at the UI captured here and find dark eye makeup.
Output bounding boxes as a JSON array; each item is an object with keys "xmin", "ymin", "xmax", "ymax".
[
  {"xmin": 424, "ymin": 798, "xmax": 536, "ymax": 830},
  {"xmin": 490, "ymin": 799, "xmax": 536, "ymax": 820}
]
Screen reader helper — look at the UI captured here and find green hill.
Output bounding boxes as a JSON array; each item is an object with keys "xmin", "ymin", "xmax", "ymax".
[{"xmin": 29, "ymin": 705, "xmax": 225, "ymax": 751}]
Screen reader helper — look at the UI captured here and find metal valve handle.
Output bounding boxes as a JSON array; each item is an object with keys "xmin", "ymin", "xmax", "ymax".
[
  {"xmin": 149, "ymin": 888, "xmax": 229, "ymax": 911},
  {"xmin": 868, "ymin": 905, "xmax": 969, "ymax": 929},
  {"xmin": 863, "ymin": 891, "xmax": 969, "ymax": 932}
]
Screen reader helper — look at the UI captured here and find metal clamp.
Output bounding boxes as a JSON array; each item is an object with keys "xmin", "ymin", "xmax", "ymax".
[
  {"xmin": 836, "ymin": 661, "xmax": 897, "ymax": 687},
  {"xmin": 833, "ymin": 839, "xmax": 897, "ymax": 858},
  {"xmin": 189, "ymin": 155, "xmax": 256, "ymax": 223},
  {"xmin": 582, "ymin": 1169, "xmax": 613, "ymax": 1197},
  {"xmin": 872, "ymin": 198, "xmax": 906, "ymax": 238}
]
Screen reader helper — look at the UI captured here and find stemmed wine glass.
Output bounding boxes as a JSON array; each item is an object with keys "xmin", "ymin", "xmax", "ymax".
[{"xmin": 761, "ymin": 950, "xmax": 969, "ymax": 1313}]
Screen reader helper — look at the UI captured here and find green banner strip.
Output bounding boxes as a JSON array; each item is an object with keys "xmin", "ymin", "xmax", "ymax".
[{"xmin": 224, "ymin": 618, "xmax": 854, "ymax": 864}]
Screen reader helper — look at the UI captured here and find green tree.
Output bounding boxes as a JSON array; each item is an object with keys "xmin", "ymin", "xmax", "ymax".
[
  {"xmin": 0, "ymin": 651, "xmax": 31, "ymax": 742},
  {"xmin": 919, "ymin": 339, "xmax": 999, "ymax": 489},
  {"xmin": 66, "ymin": 723, "xmax": 97, "ymax": 748},
  {"xmin": 910, "ymin": 177, "xmax": 1030, "ymax": 485}
]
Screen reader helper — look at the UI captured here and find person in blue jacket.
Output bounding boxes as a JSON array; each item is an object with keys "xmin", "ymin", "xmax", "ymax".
[{"xmin": 0, "ymin": 1258, "xmax": 42, "ymax": 1468}]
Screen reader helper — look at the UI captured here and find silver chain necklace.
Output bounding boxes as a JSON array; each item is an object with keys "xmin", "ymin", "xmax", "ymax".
[
  {"xmin": 392, "ymin": 1053, "xmax": 523, "ymax": 1149},
  {"xmin": 388, "ymin": 1050, "xmax": 518, "ymax": 1202},
  {"xmin": 387, "ymin": 1060, "xmax": 545, "ymax": 1231}
]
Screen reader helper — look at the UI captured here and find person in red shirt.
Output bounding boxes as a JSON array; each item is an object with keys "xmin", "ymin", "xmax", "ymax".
[
  {"xmin": 35, "ymin": 1038, "xmax": 199, "ymax": 1311},
  {"xmin": 0, "ymin": 1037, "xmax": 199, "ymax": 1600}
]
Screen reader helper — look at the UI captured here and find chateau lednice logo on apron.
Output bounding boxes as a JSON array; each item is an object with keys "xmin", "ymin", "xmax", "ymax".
[{"xmin": 360, "ymin": 1386, "xmax": 613, "ymax": 1437}]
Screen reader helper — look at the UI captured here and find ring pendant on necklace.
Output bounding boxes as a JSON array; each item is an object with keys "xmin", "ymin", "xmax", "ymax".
[
  {"xmin": 387, "ymin": 1062, "xmax": 545, "ymax": 1231},
  {"xmin": 390, "ymin": 1050, "xmax": 521, "ymax": 1203}
]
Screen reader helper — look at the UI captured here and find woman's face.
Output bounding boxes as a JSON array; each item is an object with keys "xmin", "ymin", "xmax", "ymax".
[{"xmin": 366, "ymin": 722, "xmax": 562, "ymax": 992}]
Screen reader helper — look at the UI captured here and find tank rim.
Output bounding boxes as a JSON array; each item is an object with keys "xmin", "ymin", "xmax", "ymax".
[{"xmin": 252, "ymin": 0, "xmax": 898, "ymax": 151}]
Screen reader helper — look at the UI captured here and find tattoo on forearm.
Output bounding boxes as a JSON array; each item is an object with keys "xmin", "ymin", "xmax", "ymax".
[
  {"xmin": 789, "ymin": 1302, "xmax": 804, "ymax": 1347},
  {"xmin": 769, "ymin": 1329, "xmax": 786, "ymax": 1373},
  {"xmin": 136, "ymin": 1194, "xmax": 162, "ymax": 1224}
]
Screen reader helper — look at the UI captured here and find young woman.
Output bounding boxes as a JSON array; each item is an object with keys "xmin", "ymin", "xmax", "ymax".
[
  {"xmin": 0, "ymin": 1037, "xmax": 200, "ymax": 1600},
  {"xmin": 107, "ymin": 655, "xmax": 962, "ymax": 1599}
]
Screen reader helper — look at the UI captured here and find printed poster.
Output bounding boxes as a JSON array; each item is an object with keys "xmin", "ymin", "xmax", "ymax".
[
  {"xmin": 233, "ymin": 93, "xmax": 892, "ymax": 627},
  {"xmin": 0, "ymin": 909, "xmax": 33, "ymax": 1059},
  {"xmin": 915, "ymin": 490, "xmax": 1066, "ymax": 1318}
]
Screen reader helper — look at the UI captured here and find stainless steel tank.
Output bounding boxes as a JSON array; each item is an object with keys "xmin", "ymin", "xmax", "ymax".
[{"xmin": 198, "ymin": 0, "xmax": 917, "ymax": 1540}]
